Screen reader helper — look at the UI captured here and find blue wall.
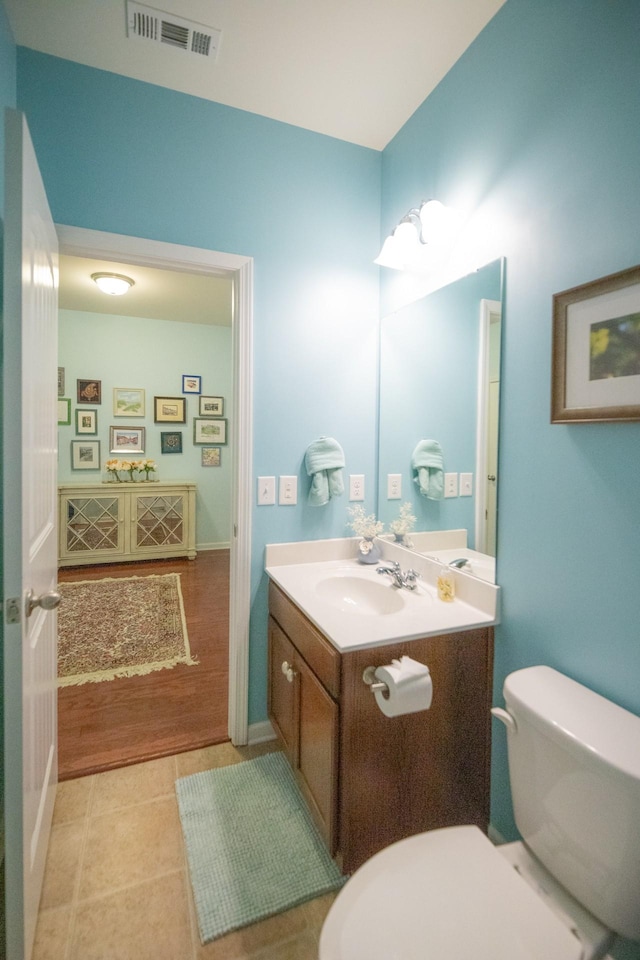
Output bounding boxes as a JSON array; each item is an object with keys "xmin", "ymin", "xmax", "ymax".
[
  {"xmin": 380, "ymin": 1, "xmax": 640, "ymax": 954},
  {"xmin": 58, "ymin": 310, "xmax": 233, "ymax": 548},
  {"xmin": 15, "ymin": 48, "xmax": 382, "ymax": 725}
]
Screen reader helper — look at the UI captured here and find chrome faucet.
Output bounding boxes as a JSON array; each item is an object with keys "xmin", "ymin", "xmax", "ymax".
[
  {"xmin": 448, "ymin": 557, "xmax": 471, "ymax": 569},
  {"xmin": 377, "ymin": 560, "xmax": 421, "ymax": 590}
]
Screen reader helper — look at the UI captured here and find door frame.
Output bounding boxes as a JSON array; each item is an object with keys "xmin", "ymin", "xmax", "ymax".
[
  {"xmin": 56, "ymin": 225, "xmax": 253, "ymax": 743},
  {"xmin": 474, "ymin": 297, "xmax": 501, "ymax": 555}
]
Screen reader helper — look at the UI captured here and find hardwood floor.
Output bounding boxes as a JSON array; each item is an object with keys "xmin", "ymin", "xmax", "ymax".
[{"xmin": 57, "ymin": 551, "xmax": 229, "ymax": 780}]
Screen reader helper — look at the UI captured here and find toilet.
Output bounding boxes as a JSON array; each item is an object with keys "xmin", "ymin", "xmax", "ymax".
[{"xmin": 319, "ymin": 665, "xmax": 640, "ymax": 960}]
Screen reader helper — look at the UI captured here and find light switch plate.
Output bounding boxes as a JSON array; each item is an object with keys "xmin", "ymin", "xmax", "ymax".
[
  {"xmin": 387, "ymin": 474, "xmax": 402, "ymax": 499},
  {"xmin": 349, "ymin": 475, "xmax": 365, "ymax": 501},
  {"xmin": 257, "ymin": 476, "xmax": 275, "ymax": 505},
  {"xmin": 460, "ymin": 472, "xmax": 473, "ymax": 496},
  {"xmin": 279, "ymin": 475, "xmax": 297, "ymax": 505},
  {"xmin": 444, "ymin": 472, "xmax": 458, "ymax": 498}
]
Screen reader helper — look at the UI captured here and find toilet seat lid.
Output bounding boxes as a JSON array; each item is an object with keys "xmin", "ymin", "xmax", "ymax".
[{"xmin": 319, "ymin": 826, "xmax": 584, "ymax": 960}]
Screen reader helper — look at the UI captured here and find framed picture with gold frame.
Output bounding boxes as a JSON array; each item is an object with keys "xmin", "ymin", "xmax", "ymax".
[
  {"xmin": 153, "ymin": 396, "xmax": 186, "ymax": 423},
  {"xmin": 551, "ymin": 263, "xmax": 640, "ymax": 423}
]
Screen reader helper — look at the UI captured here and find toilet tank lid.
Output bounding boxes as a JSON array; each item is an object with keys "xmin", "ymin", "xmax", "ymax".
[{"xmin": 503, "ymin": 666, "xmax": 640, "ymax": 781}]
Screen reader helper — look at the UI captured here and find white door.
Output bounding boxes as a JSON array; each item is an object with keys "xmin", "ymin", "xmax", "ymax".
[{"xmin": 3, "ymin": 109, "xmax": 60, "ymax": 960}]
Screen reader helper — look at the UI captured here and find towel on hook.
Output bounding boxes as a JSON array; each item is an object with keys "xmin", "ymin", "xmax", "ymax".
[
  {"xmin": 304, "ymin": 437, "xmax": 345, "ymax": 506},
  {"xmin": 411, "ymin": 439, "xmax": 444, "ymax": 500}
]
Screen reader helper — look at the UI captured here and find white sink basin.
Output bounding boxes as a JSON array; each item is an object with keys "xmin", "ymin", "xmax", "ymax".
[{"xmin": 316, "ymin": 575, "xmax": 409, "ymax": 616}]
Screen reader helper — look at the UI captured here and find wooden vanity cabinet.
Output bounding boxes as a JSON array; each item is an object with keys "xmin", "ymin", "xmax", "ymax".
[{"xmin": 268, "ymin": 581, "xmax": 493, "ymax": 875}]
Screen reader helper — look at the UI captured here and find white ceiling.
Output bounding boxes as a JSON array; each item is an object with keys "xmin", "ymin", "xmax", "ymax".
[
  {"xmin": 5, "ymin": 0, "xmax": 506, "ymax": 151},
  {"xmin": 59, "ymin": 255, "xmax": 232, "ymax": 326}
]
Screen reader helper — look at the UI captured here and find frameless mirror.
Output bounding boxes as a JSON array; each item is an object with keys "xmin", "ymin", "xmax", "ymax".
[{"xmin": 376, "ymin": 258, "xmax": 504, "ymax": 582}]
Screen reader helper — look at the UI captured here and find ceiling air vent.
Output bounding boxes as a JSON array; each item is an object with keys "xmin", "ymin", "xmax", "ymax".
[{"xmin": 126, "ymin": 1, "xmax": 221, "ymax": 61}]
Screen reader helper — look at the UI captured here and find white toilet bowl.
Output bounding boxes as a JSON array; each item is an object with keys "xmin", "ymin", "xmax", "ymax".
[{"xmin": 319, "ymin": 824, "xmax": 612, "ymax": 960}]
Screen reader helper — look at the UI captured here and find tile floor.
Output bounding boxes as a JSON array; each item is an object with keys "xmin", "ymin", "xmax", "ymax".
[{"xmin": 34, "ymin": 741, "xmax": 338, "ymax": 960}]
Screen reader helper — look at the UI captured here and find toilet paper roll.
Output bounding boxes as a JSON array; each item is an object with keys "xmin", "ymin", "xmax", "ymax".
[{"xmin": 373, "ymin": 656, "xmax": 433, "ymax": 717}]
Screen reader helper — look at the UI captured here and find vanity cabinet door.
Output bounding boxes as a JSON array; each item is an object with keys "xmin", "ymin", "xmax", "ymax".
[
  {"xmin": 297, "ymin": 656, "xmax": 339, "ymax": 855},
  {"xmin": 268, "ymin": 617, "xmax": 299, "ymax": 765}
]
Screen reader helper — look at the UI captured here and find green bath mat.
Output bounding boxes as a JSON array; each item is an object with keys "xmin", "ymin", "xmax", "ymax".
[{"xmin": 175, "ymin": 751, "xmax": 345, "ymax": 943}]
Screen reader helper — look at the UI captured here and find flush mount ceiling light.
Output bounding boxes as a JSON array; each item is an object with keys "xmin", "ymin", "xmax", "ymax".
[
  {"xmin": 91, "ymin": 272, "xmax": 135, "ymax": 296},
  {"xmin": 375, "ymin": 200, "xmax": 453, "ymax": 271}
]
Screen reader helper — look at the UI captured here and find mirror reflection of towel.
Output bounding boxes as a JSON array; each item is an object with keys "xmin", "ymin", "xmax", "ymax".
[
  {"xmin": 305, "ymin": 437, "xmax": 345, "ymax": 506},
  {"xmin": 411, "ymin": 439, "xmax": 444, "ymax": 500}
]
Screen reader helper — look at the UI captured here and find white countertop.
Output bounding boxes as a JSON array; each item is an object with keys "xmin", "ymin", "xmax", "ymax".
[{"xmin": 265, "ymin": 537, "xmax": 500, "ymax": 653}]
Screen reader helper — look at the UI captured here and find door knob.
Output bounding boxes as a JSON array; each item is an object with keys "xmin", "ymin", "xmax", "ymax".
[
  {"xmin": 25, "ymin": 588, "xmax": 62, "ymax": 619},
  {"xmin": 281, "ymin": 660, "xmax": 296, "ymax": 683}
]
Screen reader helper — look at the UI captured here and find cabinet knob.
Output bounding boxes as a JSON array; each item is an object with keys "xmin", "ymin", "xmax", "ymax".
[{"xmin": 281, "ymin": 660, "xmax": 296, "ymax": 683}]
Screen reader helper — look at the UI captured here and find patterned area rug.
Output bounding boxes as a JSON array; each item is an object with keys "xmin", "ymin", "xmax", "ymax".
[
  {"xmin": 176, "ymin": 751, "xmax": 345, "ymax": 943},
  {"xmin": 57, "ymin": 573, "xmax": 197, "ymax": 686}
]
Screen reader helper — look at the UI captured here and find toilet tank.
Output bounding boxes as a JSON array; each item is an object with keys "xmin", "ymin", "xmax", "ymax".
[{"xmin": 503, "ymin": 666, "xmax": 640, "ymax": 941}]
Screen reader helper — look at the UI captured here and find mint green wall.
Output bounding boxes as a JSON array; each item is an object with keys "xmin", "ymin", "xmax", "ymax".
[
  {"xmin": 58, "ymin": 310, "xmax": 232, "ymax": 547},
  {"xmin": 381, "ymin": 2, "xmax": 640, "ymax": 954},
  {"xmin": 15, "ymin": 48, "xmax": 382, "ymax": 724}
]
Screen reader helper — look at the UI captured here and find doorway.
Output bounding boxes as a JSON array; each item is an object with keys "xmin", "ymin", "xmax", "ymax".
[{"xmin": 56, "ymin": 224, "xmax": 254, "ymax": 752}]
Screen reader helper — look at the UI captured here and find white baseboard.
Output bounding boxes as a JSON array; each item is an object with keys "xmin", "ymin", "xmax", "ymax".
[
  {"xmin": 196, "ymin": 541, "xmax": 231, "ymax": 551},
  {"xmin": 247, "ymin": 720, "xmax": 276, "ymax": 745}
]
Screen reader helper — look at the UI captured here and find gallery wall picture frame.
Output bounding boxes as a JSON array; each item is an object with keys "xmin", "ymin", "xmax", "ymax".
[
  {"xmin": 552, "ymin": 263, "xmax": 640, "ymax": 423},
  {"xmin": 154, "ymin": 396, "xmax": 187, "ymax": 423},
  {"xmin": 193, "ymin": 417, "xmax": 227, "ymax": 445},
  {"xmin": 58, "ymin": 367, "xmax": 65, "ymax": 397},
  {"xmin": 58, "ymin": 398, "xmax": 71, "ymax": 426},
  {"xmin": 199, "ymin": 395, "xmax": 224, "ymax": 417},
  {"xmin": 182, "ymin": 374, "xmax": 202, "ymax": 394},
  {"xmin": 109, "ymin": 425, "xmax": 146, "ymax": 455},
  {"xmin": 77, "ymin": 379, "xmax": 102, "ymax": 404},
  {"xmin": 161, "ymin": 431, "xmax": 183, "ymax": 454},
  {"xmin": 71, "ymin": 439, "xmax": 100, "ymax": 470},
  {"xmin": 75, "ymin": 408, "xmax": 97, "ymax": 435},
  {"xmin": 201, "ymin": 446, "xmax": 222, "ymax": 467},
  {"xmin": 113, "ymin": 387, "xmax": 145, "ymax": 417}
]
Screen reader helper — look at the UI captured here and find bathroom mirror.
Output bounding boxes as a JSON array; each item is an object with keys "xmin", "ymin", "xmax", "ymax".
[{"xmin": 376, "ymin": 258, "xmax": 504, "ymax": 582}]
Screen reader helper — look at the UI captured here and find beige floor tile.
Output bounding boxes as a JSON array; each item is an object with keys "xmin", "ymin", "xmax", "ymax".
[
  {"xmin": 257, "ymin": 931, "xmax": 320, "ymax": 960},
  {"xmin": 176, "ymin": 740, "xmax": 280, "ymax": 778},
  {"xmin": 32, "ymin": 906, "xmax": 72, "ymax": 960},
  {"xmin": 78, "ymin": 796, "xmax": 184, "ymax": 900},
  {"xmin": 40, "ymin": 821, "xmax": 85, "ymax": 911},
  {"xmin": 53, "ymin": 776, "xmax": 94, "ymax": 825},
  {"xmin": 194, "ymin": 898, "xmax": 319, "ymax": 960},
  {"xmin": 90, "ymin": 755, "xmax": 177, "ymax": 816},
  {"xmin": 69, "ymin": 871, "xmax": 194, "ymax": 960}
]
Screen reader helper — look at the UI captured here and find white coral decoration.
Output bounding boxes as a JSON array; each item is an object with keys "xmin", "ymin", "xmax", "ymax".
[
  {"xmin": 388, "ymin": 502, "xmax": 417, "ymax": 537},
  {"xmin": 348, "ymin": 504, "xmax": 384, "ymax": 539}
]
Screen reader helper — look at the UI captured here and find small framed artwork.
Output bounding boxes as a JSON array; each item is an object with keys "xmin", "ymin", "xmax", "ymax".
[
  {"xmin": 199, "ymin": 395, "xmax": 224, "ymax": 417},
  {"xmin": 154, "ymin": 396, "xmax": 186, "ymax": 423},
  {"xmin": 71, "ymin": 439, "xmax": 100, "ymax": 470},
  {"xmin": 552, "ymin": 263, "xmax": 640, "ymax": 423},
  {"xmin": 182, "ymin": 375, "xmax": 202, "ymax": 394},
  {"xmin": 58, "ymin": 367, "xmax": 65, "ymax": 397},
  {"xmin": 113, "ymin": 387, "xmax": 145, "ymax": 417},
  {"xmin": 57, "ymin": 398, "xmax": 71, "ymax": 425},
  {"xmin": 77, "ymin": 379, "xmax": 101, "ymax": 404},
  {"xmin": 161, "ymin": 431, "xmax": 183, "ymax": 454},
  {"xmin": 75, "ymin": 408, "xmax": 97, "ymax": 435},
  {"xmin": 109, "ymin": 425, "xmax": 146, "ymax": 455},
  {"xmin": 201, "ymin": 446, "xmax": 221, "ymax": 467},
  {"xmin": 193, "ymin": 417, "xmax": 227, "ymax": 445}
]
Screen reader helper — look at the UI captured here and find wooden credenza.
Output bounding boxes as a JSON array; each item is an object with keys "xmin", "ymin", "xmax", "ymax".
[
  {"xmin": 268, "ymin": 580, "xmax": 494, "ymax": 874},
  {"xmin": 58, "ymin": 481, "xmax": 197, "ymax": 566}
]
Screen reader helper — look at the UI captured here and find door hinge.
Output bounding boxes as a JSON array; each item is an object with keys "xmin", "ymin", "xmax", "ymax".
[{"xmin": 5, "ymin": 597, "xmax": 21, "ymax": 624}]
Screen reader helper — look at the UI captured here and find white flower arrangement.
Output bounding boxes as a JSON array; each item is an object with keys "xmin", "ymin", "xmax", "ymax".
[
  {"xmin": 388, "ymin": 502, "xmax": 417, "ymax": 538},
  {"xmin": 348, "ymin": 504, "xmax": 384, "ymax": 540}
]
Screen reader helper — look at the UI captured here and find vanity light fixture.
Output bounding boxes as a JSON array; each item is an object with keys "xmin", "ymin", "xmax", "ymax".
[
  {"xmin": 91, "ymin": 272, "xmax": 135, "ymax": 296},
  {"xmin": 375, "ymin": 199, "xmax": 452, "ymax": 271}
]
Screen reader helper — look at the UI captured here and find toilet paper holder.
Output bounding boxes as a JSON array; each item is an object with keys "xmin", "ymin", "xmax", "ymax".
[{"xmin": 362, "ymin": 665, "xmax": 389, "ymax": 695}]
